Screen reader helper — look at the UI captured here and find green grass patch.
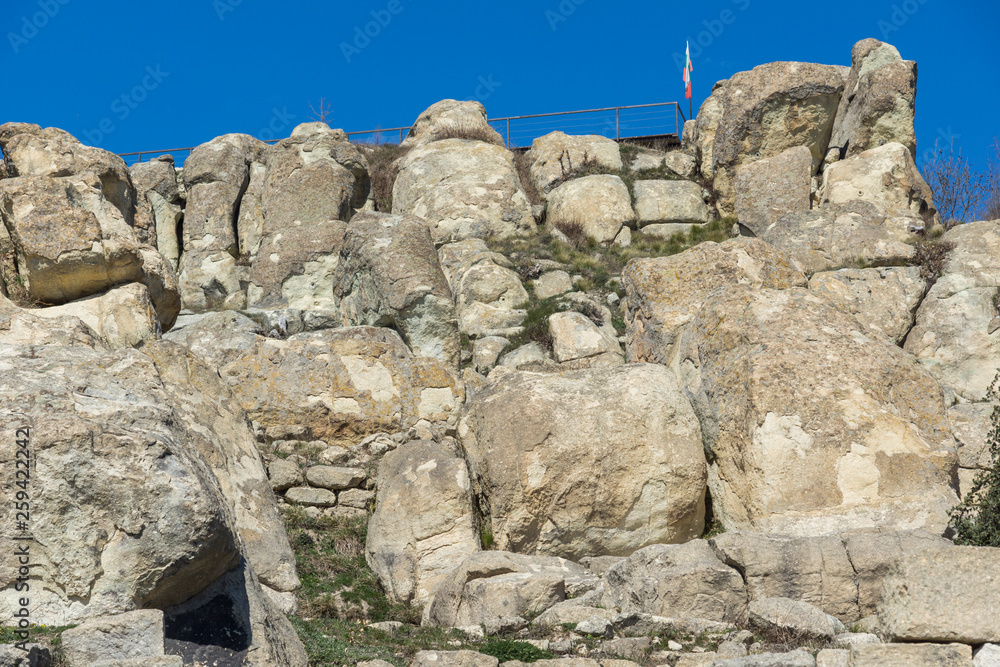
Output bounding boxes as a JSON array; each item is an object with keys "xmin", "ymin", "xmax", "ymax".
[
  {"xmin": 0, "ymin": 624, "xmax": 73, "ymax": 665},
  {"xmin": 290, "ymin": 617, "xmax": 471, "ymax": 667},
  {"xmin": 479, "ymin": 638, "xmax": 553, "ymax": 663}
]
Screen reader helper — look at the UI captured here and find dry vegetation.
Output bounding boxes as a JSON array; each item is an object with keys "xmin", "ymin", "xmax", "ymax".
[
  {"xmin": 361, "ymin": 143, "xmax": 411, "ymax": 212},
  {"xmin": 922, "ymin": 138, "xmax": 1000, "ymax": 226}
]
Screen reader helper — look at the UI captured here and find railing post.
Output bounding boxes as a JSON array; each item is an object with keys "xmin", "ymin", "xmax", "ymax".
[
  {"xmin": 615, "ymin": 108, "xmax": 620, "ymax": 140},
  {"xmin": 506, "ymin": 118, "xmax": 510, "ymax": 148}
]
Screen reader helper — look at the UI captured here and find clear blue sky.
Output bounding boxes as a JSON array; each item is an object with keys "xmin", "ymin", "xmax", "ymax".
[{"xmin": 3, "ymin": 0, "xmax": 997, "ymax": 169}]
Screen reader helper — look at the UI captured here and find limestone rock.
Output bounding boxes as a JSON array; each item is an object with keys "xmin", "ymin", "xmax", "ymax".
[
  {"xmin": 676, "ymin": 286, "xmax": 958, "ymax": 536},
  {"xmin": 948, "ymin": 402, "xmax": 994, "ymax": 498},
  {"xmin": 162, "ymin": 310, "xmax": 264, "ymax": 370},
  {"xmin": 904, "ymin": 220, "xmax": 1000, "ymax": 401},
  {"xmin": 748, "ymin": 598, "xmax": 845, "ymax": 639},
  {"xmin": 216, "ymin": 327, "xmax": 462, "ymax": 447},
  {"xmin": 976, "ymin": 644, "xmax": 1000, "ymax": 667},
  {"xmin": 711, "ymin": 649, "xmax": 816, "ymax": 666},
  {"xmin": 528, "ymin": 131, "xmax": 623, "ymax": 193},
  {"xmin": 305, "ymin": 465, "xmax": 365, "ymax": 490},
  {"xmin": 334, "ymin": 211, "xmax": 459, "ymax": 367},
  {"xmin": 412, "ymin": 651, "xmax": 498, "ymax": 667},
  {"xmin": 710, "ymin": 62, "xmax": 847, "ymax": 212},
  {"xmin": 0, "ymin": 644, "xmax": 51, "ymax": 666},
  {"xmin": 633, "ymin": 180, "xmax": 710, "ymax": 226},
  {"xmin": 665, "ymin": 151, "xmax": 699, "ymax": 179},
  {"xmin": 401, "ymin": 99, "xmax": 504, "ymax": 150},
  {"xmin": 453, "ymin": 260, "xmax": 528, "ymax": 313},
  {"xmin": 547, "ymin": 175, "xmax": 635, "ymax": 244},
  {"xmin": 268, "ymin": 459, "xmax": 303, "ymax": 492},
  {"xmin": 829, "ymin": 39, "xmax": 917, "ymax": 160},
  {"xmin": 848, "ymin": 643, "xmax": 972, "ymax": 667},
  {"xmin": 694, "ymin": 89, "xmax": 726, "ymax": 180},
  {"xmin": 460, "ymin": 364, "xmax": 706, "ymax": 559},
  {"xmin": 807, "ymin": 266, "xmax": 925, "ymax": 344},
  {"xmin": 437, "ymin": 238, "xmax": 513, "ymax": 288},
  {"xmin": 62, "ymin": 610, "xmax": 166, "ymax": 666},
  {"xmin": 733, "ymin": 147, "xmax": 812, "ymax": 236},
  {"xmin": 392, "ymin": 139, "xmax": 534, "ymax": 243},
  {"xmin": 285, "ymin": 487, "xmax": 337, "ymax": 507},
  {"xmin": 247, "ymin": 219, "xmax": 346, "ymax": 311},
  {"xmin": 622, "ymin": 238, "xmax": 806, "ymax": 365},
  {"xmin": 821, "ymin": 142, "xmax": 938, "ymax": 229},
  {"xmin": 601, "ymin": 540, "xmax": 747, "ymax": 624},
  {"xmin": 533, "ymin": 270, "xmax": 574, "ymax": 299},
  {"xmin": 130, "ymin": 156, "xmax": 184, "ymax": 269},
  {"xmin": 878, "ymin": 545, "xmax": 1000, "ymax": 644},
  {"xmin": 548, "ymin": 311, "xmax": 620, "ymax": 364},
  {"xmin": 367, "ymin": 440, "xmax": 479, "ymax": 607},
  {"xmin": 473, "ymin": 336, "xmax": 508, "ymax": 374},
  {"xmin": 459, "ymin": 301, "xmax": 526, "ymax": 338},
  {"xmin": 26, "ymin": 282, "xmax": 160, "ymax": 349},
  {"xmin": 423, "ymin": 551, "xmax": 587, "ymax": 627}
]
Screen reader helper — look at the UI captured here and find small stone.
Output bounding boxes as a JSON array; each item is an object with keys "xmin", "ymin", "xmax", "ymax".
[
  {"xmin": 267, "ymin": 459, "xmax": 302, "ymax": 492},
  {"xmin": 285, "ymin": 486, "xmax": 337, "ymax": 507},
  {"xmin": 532, "ymin": 270, "xmax": 574, "ymax": 299},
  {"xmin": 337, "ymin": 488, "xmax": 375, "ymax": 510},
  {"xmin": 576, "ymin": 615, "xmax": 614, "ymax": 637},
  {"xmin": 668, "ymin": 640, "xmax": 684, "ymax": 651},
  {"xmin": 305, "ymin": 465, "xmax": 366, "ymax": 490}
]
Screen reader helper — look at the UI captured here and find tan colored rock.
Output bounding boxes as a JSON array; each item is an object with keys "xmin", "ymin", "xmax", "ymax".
[
  {"xmin": 334, "ymin": 211, "xmax": 459, "ymax": 367},
  {"xmin": 665, "ymin": 151, "xmax": 699, "ymax": 179},
  {"xmin": 601, "ymin": 540, "xmax": 747, "ymax": 624},
  {"xmin": 412, "ymin": 651, "xmax": 499, "ymax": 667},
  {"xmin": 849, "ymin": 643, "xmax": 972, "ymax": 667},
  {"xmin": 268, "ymin": 459, "xmax": 303, "ymax": 492},
  {"xmin": 61, "ymin": 610, "xmax": 167, "ymax": 666},
  {"xmin": 548, "ymin": 311, "xmax": 620, "ymax": 364},
  {"xmin": 473, "ymin": 336, "xmax": 508, "ymax": 374},
  {"xmin": 285, "ymin": 487, "xmax": 337, "ymax": 507},
  {"xmin": 734, "ymin": 147, "xmax": 812, "ymax": 236},
  {"xmin": 821, "ymin": 142, "xmax": 938, "ymax": 229},
  {"xmin": 622, "ymin": 238, "xmax": 806, "ymax": 365},
  {"xmin": 878, "ymin": 545, "xmax": 1000, "ymax": 644},
  {"xmin": 807, "ymin": 266, "xmax": 925, "ymax": 344},
  {"xmin": 633, "ymin": 180, "xmax": 710, "ymax": 226},
  {"xmin": 217, "ymin": 327, "xmax": 462, "ymax": 447},
  {"xmin": 401, "ymin": 99, "xmax": 504, "ymax": 150},
  {"xmin": 533, "ymin": 270, "xmax": 574, "ymax": 299},
  {"xmin": 453, "ymin": 260, "xmax": 528, "ymax": 312},
  {"xmin": 677, "ymin": 286, "xmax": 958, "ymax": 536},
  {"xmin": 130, "ymin": 156, "xmax": 183, "ymax": 269},
  {"xmin": 460, "ymin": 364, "xmax": 705, "ymax": 559},
  {"xmin": 527, "ymin": 131, "xmax": 623, "ymax": 193},
  {"xmin": 749, "ymin": 597, "xmax": 845, "ymax": 639},
  {"xmin": 26, "ymin": 282, "xmax": 159, "ymax": 349},
  {"xmin": 694, "ymin": 89, "xmax": 726, "ymax": 180},
  {"xmin": 459, "ymin": 301, "xmax": 526, "ymax": 337},
  {"xmin": 948, "ymin": 402, "xmax": 994, "ymax": 498},
  {"xmin": 247, "ymin": 219, "xmax": 346, "ymax": 311},
  {"xmin": 547, "ymin": 175, "xmax": 635, "ymax": 244},
  {"xmin": 366, "ymin": 440, "xmax": 480, "ymax": 607},
  {"xmin": 437, "ymin": 238, "xmax": 513, "ymax": 288},
  {"xmin": 423, "ymin": 551, "xmax": 588, "ymax": 627},
  {"xmin": 904, "ymin": 221, "xmax": 1000, "ymax": 401},
  {"xmin": 162, "ymin": 310, "xmax": 265, "ymax": 369},
  {"xmin": 829, "ymin": 39, "xmax": 917, "ymax": 160},
  {"xmin": 305, "ymin": 465, "xmax": 365, "ymax": 490},
  {"xmin": 392, "ymin": 139, "xmax": 534, "ymax": 243},
  {"xmin": 710, "ymin": 62, "xmax": 847, "ymax": 212}
]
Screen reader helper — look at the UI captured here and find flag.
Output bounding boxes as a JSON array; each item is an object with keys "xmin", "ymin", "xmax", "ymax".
[{"xmin": 683, "ymin": 41, "xmax": 693, "ymax": 100}]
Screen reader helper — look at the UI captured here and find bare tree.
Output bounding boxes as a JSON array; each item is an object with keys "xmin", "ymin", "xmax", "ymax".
[
  {"xmin": 922, "ymin": 139, "xmax": 984, "ymax": 227},
  {"xmin": 982, "ymin": 139, "xmax": 1000, "ymax": 222},
  {"xmin": 308, "ymin": 98, "xmax": 333, "ymax": 123}
]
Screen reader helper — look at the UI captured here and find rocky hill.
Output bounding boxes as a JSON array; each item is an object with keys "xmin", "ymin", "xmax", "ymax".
[{"xmin": 2, "ymin": 38, "xmax": 999, "ymax": 667}]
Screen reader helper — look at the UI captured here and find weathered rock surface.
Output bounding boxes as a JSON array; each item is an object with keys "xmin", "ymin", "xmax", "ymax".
[
  {"xmin": 748, "ymin": 598, "xmax": 845, "ymax": 639},
  {"xmin": 829, "ymin": 39, "xmax": 917, "ymax": 160},
  {"xmin": 130, "ymin": 155, "xmax": 184, "ymax": 269},
  {"xmin": 334, "ymin": 211, "xmax": 459, "ymax": 367},
  {"xmin": 61, "ymin": 610, "xmax": 167, "ymax": 666},
  {"xmin": 366, "ymin": 440, "xmax": 480, "ymax": 607},
  {"xmin": 423, "ymin": 551, "xmax": 589, "ymax": 627},
  {"xmin": 412, "ymin": 650, "xmax": 499, "ymax": 667},
  {"xmin": 904, "ymin": 220, "xmax": 1000, "ymax": 401},
  {"xmin": 545, "ymin": 175, "xmax": 635, "ymax": 244},
  {"xmin": 601, "ymin": 540, "xmax": 747, "ymax": 624},
  {"xmin": 247, "ymin": 219, "xmax": 345, "ymax": 311},
  {"xmin": 401, "ymin": 99, "xmax": 504, "ymax": 150},
  {"xmin": 528, "ymin": 131, "xmax": 623, "ymax": 193},
  {"xmin": 878, "ymin": 545, "xmax": 1000, "ymax": 644},
  {"xmin": 460, "ymin": 365, "xmax": 706, "ymax": 559},
  {"xmin": 548, "ymin": 311, "xmax": 621, "ymax": 364},
  {"xmin": 633, "ymin": 180, "xmax": 710, "ymax": 226},
  {"xmin": 25, "ymin": 282, "xmax": 160, "ymax": 349},
  {"xmin": 623, "ymin": 238, "xmax": 806, "ymax": 365},
  {"xmin": 392, "ymin": 139, "xmax": 534, "ymax": 243},
  {"xmin": 709, "ymin": 62, "xmax": 848, "ymax": 212},
  {"xmin": 676, "ymin": 286, "xmax": 958, "ymax": 536},
  {"xmin": 848, "ymin": 643, "xmax": 972, "ymax": 667},
  {"xmin": 807, "ymin": 266, "xmax": 926, "ymax": 344},
  {"xmin": 734, "ymin": 147, "xmax": 813, "ymax": 236}
]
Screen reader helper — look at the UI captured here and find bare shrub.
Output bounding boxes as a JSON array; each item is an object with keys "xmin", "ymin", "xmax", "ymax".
[
  {"xmin": 984, "ymin": 139, "xmax": 1000, "ymax": 221},
  {"xmin": 512, "ymin": 149, "xmax": 543, "ymax": 206},
  {"xmin": 308, "ymin": 97, "xmax": 333, "ymax": 123},
  {"xmin": 435, "ymin": 120, "xmax": 501, "ymax": 144},
  {"xmin": 922, "ymin": 139, "xmax": 983, "ymax": 227},
  {"xmin": 363, "ymin": 143, "xmax": 411, "ymax": 212},
  {"xmin": 552, "ymin": 219, "xmax": 587, "ymax": 246}
]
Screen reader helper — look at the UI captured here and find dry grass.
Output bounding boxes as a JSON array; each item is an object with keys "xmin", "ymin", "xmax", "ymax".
[
  {"xmin": 435, "ymin": 120, "xmax": 502, "ymax": 144},
  {"xmin": 513, "ymin": 148, "xmax": 544, "ymax": 206},
  {"xmin": 0, "ymin": 238, "xmax": 32, "ymax": 306},
  {"xmin": 361, "ymin": 143, "xmax": 411, "ymax": 212}
]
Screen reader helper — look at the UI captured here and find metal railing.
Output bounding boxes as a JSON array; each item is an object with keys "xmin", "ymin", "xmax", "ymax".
[{"xmin": 118, "ymin": 102, "xmax": 687, "ymax": 165}]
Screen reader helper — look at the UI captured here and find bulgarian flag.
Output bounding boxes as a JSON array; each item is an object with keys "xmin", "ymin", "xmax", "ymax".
[{"xmin": 683, "ymin": 41, "xmax": 693, "ymax": 99}]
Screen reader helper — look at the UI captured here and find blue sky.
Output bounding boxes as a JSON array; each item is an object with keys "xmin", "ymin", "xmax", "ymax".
[{"xmin": 3, "ymin": 0, "xmax": 998, "ymax": 170}]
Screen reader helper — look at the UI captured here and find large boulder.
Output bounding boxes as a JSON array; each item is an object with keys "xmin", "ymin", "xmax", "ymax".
[
  {"xmin": 693, "ymin": 88, "xmax": 726, "ymax": 180},
  {"xmin": 215, "ymin": 327, "xmax": 463, "ymax": 447},
  {"xmin": 546, "ymin": 175, "xmax": 636, "ymax": 244},
  {"xmin": 904, "ymin": 220, "xmax": 1000, "ymax": 401},
  {"xmin": 622, "ymin": 238, "xmax": 806, "ymax": 365},
  {"xmin": 633, "ymin": 180, "xmax": 710, "ymax": 226},
  {"xmin": 26, "ymin": 282, "xmax": 161, "ymax": 349},
  {"xmin": 601, "ymin": 540, "xmax": 748, "ymax": 624},
  {"xmin": 401, "ymin": 99, "xmax": 504, "ymax": 150},
  {"xmin": 460, "ymin": 364, "xmax": 706, "ymax": 560},
  {"xmin": 878, "ymin": 545, "xmax": 1000, "ymax": 644},
  {"xmin": 820, "ymin": 142, "xmax": 938, "ymax": 230},
  {"xmin": 733, "ymin": 146, "xmax": 813, "ymax": 237},
  {"xmin": 527, "ymin": 131, "xmax": 623, "ymax": 193},
  {"xmin": 848, "ymin": 643, "xmax": 972, "ymax": 667},
  {"xmin": 130, "ymin": 155, "xmax": 184, "ymax": 270},
  {"xmin": 366, "ymin": 440, "xmax": 480, "ymax": 607},
  {"xmin": 333, "ymin": 211, "xmax": 459, "ymax": 367},
  {"xmin": 247, "ymin": 219, "xmax": 346, "ymax": 311},
  {"xmin": 179, "ymin": 133, "xmax": 269, "ymax": 311},
  {"xmin": 391, "ymin": 139, "xmax": 534, "ymax": 244},
  {"xmin": 829, "ymin": 39, "xmax": 917, "ymax": 160},
  {"xmin": 676, "ymin": 286, "xmax": 959, "ymax": 536},
  {"xmin": 807, "ymin": 266, "xmax": 926, "ymax": 344},
  {"xmin": 423, "ymin": 551, "xmax": 591, "ymax": 628},
  {"xmin": 709, "ymin": 62, "xmax": 847, "ymax": 212}
]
